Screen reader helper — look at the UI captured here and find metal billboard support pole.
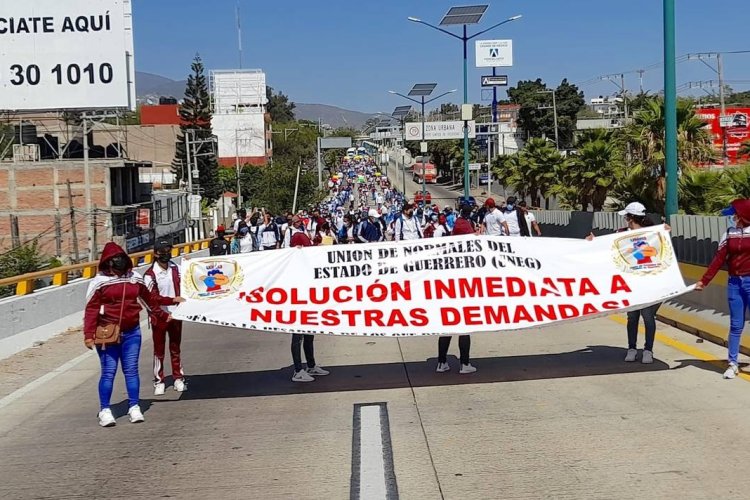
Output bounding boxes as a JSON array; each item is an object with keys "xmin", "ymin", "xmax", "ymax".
[{"xmin": 663, "ymin": 0, "xmax": 678, "ymax": 219}]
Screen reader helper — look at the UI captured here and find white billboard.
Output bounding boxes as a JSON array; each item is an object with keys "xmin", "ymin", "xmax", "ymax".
[
  {"xmin": 211, "ymin": 69, "xmax": 267, "ymax": 115},
  {"xmin": 0, "ymin": 0, "xmax": 135, "ymax": 111},
  {"xmin": 475, "ymin": 40, "xmax": 513, "ymax": 67},
  {"xmin": 212, "ymin": 113, "xmax": 267, "ymax": 160},
  {"xmin": 405, "ymin": 121, "xmax": 477, "ymax": 141}
]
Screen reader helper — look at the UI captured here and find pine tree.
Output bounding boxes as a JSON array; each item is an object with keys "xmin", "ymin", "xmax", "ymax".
[{"xmin": 172, "ymin": 55, "xmax": 221, "ymax": 201}]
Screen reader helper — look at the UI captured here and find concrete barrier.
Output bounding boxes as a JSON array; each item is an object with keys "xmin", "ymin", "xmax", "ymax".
[{"xmin": 0, "ymin": 252, "xmax": 206, "ymax": 359}]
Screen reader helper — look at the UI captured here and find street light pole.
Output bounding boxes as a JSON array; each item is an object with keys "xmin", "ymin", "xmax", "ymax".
[
  {"xmin": 421, "ymin": 96, "xmax": 427, "ymax": 204},
  {"xmin": 537, "ymin": 90, "xmax": 559, "ymax": 149},
  {"xmin": 408, "ymin": 12, "xmax": 522, "ymax": 200},
  {"xmin": 663, "ymin": 0, "xmax": 678, "ymax": 219}
]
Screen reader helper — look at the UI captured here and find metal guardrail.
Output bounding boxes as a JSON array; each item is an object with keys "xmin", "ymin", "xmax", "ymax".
[
  {"xmin": 0, "ymin": 238, "xmax": 213, "ymax": 296},
  {"xmin": 533, "ymin": 210, "xmax": 573, "ymax": 226}
]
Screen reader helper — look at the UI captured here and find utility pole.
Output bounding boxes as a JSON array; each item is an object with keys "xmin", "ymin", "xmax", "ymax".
[
  {"xmin": 91, "ymin": 205, "xmax": 98, "ymax": 261},
  {"xmin": 537, "ymin": 90, "xmax": 559, "ymax": 149},
  {"xmin": 718, "ymin": 53, "xmax": 728, "ymax": 168},
  {"xmin": 82, "ymin": 117, "xmax": 94, "ymax": 261},
  {"xmin": 620, "ymin": 73, "xmax": 629, "ymax": 122},
  {"xmin": 10, "ymin": 215, "xmax": 20, "ymax": 249},
  {"xmin": 54, "ymin": 212, "xmax": 62, "ymax": 257},
  {"xmin": 292, "ymin": 158, "xmax": 302, "ymax": 214},
  {"xmin": 66, "ymin": 179, "xmax": 81, "ymax": 263}
]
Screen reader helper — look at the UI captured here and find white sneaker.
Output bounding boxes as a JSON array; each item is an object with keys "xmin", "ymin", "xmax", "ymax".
[
  {"xmin": 292, "ymin": 370, "xmax": 315, "ymax": 382},
  {"xmin": 624, "ymin": 349, "xmax": 638, "ymax": 362},
  {"xmin": 153, "ymin": 382, "xmax": 166, "ymax": 396},
  {"xmin": 98, "ymin": 408, "xmax": 116, "ymax": 427},
  {"xmin": 436, "ymin": 362, "xmax": 451, "ymax": 373},
  {"xmin": 173, "ymin": 378, "xmax": 187, "ymax": 392},
  {"xmin": 724, "ymin": 364, "xmax": 739, "ymax": 379},
  {"xmin": 460, "ymin": 363, "xmax": 477, "ymax": 374},
  {"xmin": 128, "ymin": 405, "xmax": 145, "ymax": 423},
  {"xmin": 641, "ymin": 350, "xmax": 654, "ymax": 364},
  {"xmin": 307, "ymin": 366, "xmax": 330, "ymax": 376}
]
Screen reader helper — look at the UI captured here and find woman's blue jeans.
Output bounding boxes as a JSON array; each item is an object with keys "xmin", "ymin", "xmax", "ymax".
[
  {"xmin": 96, "ymin": 326, "xmax": 142, "ymax": 410},
  {"xmin": 727, "ymin": 276, "xmax": 750, "ymax": 365}
]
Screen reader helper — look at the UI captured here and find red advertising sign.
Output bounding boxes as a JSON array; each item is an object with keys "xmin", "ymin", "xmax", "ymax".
[
  {"xmin": 696, "ymin": 107, "xmax": 750, "ymax": 163},
  {"xmin": 136, "ymin": 208, "xmax": 151, "ymax": 228}
]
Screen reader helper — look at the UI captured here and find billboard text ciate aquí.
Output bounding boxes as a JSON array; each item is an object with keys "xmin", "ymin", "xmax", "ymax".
[{"xmin": 0, "ymin": 0, "xmax": 135, "ymax": 111}]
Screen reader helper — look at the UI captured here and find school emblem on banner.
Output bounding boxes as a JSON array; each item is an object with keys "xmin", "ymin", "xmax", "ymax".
[
  {"xmin": 184, "ymin": 259, "xmax": 244, "ymax": 299},
  {"xmin": 612, "ymin": 231, "xmax": 672, "ymax": 275}
]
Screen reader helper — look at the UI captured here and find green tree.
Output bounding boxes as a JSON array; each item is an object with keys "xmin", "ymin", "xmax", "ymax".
[
  {"xmin": 557, "ymin": 130, "xmax": 623, "ymax": 210},
  {"xmin": 0, "ymin": 242, "xmax": 50, "ymax": 298},
  {"xmin": 266, "ymin": 87, "xmax": 296, "ymax": 123},
  {"xmin": 495, "ymin": 138, "xmax": 565, "ymax": 207},
  {"xmin": 678, "ymin": 167, "xmax": 730, "ymax": 215},
  {"xmin": 507, "ymin": 78, "xmax": 585, "ymax": 149},
  {"xmin": 172, "ymin": 55, "xmax": 222, "ymax": 201},
  {"xmin": 242, "ymin": 162, "xmax": 321, "ymax": 214},
  {"xmin": 618, "ymin": 98, "xmax": 714, "ymax": 213},
  {"xmin": 272, "ymin": 121, "xmax": 320, "ymax": 166}
]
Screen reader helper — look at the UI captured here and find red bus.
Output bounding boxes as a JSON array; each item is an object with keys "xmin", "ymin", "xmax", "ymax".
[{"xmin": 412, "ymin": 162, "xmax": 437, "ymax": 184}]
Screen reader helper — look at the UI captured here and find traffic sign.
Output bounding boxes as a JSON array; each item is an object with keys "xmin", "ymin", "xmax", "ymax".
[
  {"xmin": 481, "ymin": 75, "xmax": 508, "ymax": 87},
  {"xmin": 469, "ymin": 163, "xmax": 483, "ymax": 171}
]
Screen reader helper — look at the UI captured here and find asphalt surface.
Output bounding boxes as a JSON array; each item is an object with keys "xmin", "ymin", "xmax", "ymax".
[{"xmin": 1, "ymin": 311, "xmax": 750, "ymax": 500}]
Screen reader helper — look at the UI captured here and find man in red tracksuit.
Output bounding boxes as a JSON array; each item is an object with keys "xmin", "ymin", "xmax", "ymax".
[{"xmin": 144, "ymin": 240, "xmax": 186, "ymax": 395}]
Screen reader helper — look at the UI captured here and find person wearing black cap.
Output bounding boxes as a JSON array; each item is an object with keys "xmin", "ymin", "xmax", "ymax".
[
  {"xmin": 143, "ymin": 240, "xmax": 187, "ymax": 395},
  {"xmin": 696, "ymin": 199, "xmax": 750, "ymax": 379}
]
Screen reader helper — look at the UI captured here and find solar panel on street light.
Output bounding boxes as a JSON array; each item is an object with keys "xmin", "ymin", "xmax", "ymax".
[
  {"xmin": 408, "ymin": 83, "xmax": 437, "ymax": 96},
  {"xmin": 440, "ymin": 4, "xmax": 488, "ymax": 25},
  {"xmin": 392, "ymin": 106, "xmax": 411, "ymax": 119}
]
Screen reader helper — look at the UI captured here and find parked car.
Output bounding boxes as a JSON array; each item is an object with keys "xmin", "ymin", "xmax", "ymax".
[{"xmin": 455, "ymin": 196, "xmax": 477, "ymax": 209}]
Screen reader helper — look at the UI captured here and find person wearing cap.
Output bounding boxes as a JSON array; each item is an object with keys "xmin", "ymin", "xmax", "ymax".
[
  {"xmin": 590, "ymin": 202, "xmax": 661, "ymax": 364},
  {"xmin": 394, "ymin": 203, "xmax": 422, "ymax": 241},
  {"xmin": 144, "ymin": 241, "xmax": 187, "ymax": 395},
  {"xmin": 357, "ymin": 208, "xmax": 383, "ymax": 243},
  {"xmin": 695, "ymin": 199, "xmax": 750, "ymax": 379},
  {"xmin": 481, "ymin": 198, "xmax": 508, "ymax": 236},
  {"xmin": 209, "ymin": 225, "xmax": 230, "ymax": 256}
]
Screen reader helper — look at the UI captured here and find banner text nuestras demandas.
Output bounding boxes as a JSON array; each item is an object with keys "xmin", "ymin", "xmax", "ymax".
[{"xmin": 172, "ymin": 229, "xmax": 691, "ymax": 336}]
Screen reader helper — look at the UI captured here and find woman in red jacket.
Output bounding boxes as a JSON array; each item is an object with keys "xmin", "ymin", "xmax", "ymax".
[
  {"xmin": 84, "ymin": 242, "xmax": 183, "ymax": 427},
  {"xmin": 695, "ymin": 199, "xmax": 750, "ymax": 379}
]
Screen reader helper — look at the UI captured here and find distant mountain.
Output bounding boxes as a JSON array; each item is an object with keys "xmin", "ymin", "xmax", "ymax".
[
  {"xmin": 135, "ymin": 71, "xmax": 375, "ymax": 129},
  {"xmin": 135, "ymin": 71, "xmax": 186, "ymax": 103},
  {"xmin": 294, "ymin": 103, "xmax": 374, "ymax": 130}
]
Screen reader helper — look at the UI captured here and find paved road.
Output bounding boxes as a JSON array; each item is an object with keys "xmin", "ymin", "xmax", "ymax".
[{"xmin": 1, "ymin": 310, "xmax": 750, "ymax": 499}]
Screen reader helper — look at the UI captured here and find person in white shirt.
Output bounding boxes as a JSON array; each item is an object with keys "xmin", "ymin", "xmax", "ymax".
[
  {"xmin": 501, "ymin": 196, "xmax": 522, "ymax": 237},
  {"xmin": 434, "ymin": 214, "xmax": 450, "ymax": 237},
  {"xmin": 237, "ymin": 226, "xmax": 254, "ymax": 253},
  {"xmin": 255, "ymin": 212, "xmax": 281, "ymax": 251},
  {"xmin": 143, "ymin": 240, "xmax": 186, "ymax": 395},
  {"xmin": 518, "ymin": 201, "xmax": 542, "ymax": 236},
  {"xmin": 481, "ymin": 198, "xmax": 508, "ymax": 236},
  {"xmin": 394, "ymin": 203, "xmax": 423, "ymax": 241}
]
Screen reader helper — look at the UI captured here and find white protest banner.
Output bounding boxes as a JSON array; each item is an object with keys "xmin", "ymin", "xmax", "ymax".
[{"xmin": 173, "ymin": 228, "xmax": 690, "ymax": 336}]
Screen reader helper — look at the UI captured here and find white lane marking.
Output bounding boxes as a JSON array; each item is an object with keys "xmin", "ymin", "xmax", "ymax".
[
  {"xmin": 0, "ymin": 350, "xmax": 94, "ymax": 410},
  {"xmin": 360, "ymin": 404, "xmax": 387, "ymax": 500}
]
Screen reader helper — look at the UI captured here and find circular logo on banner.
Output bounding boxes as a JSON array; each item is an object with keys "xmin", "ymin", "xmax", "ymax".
[
  {"xmin": 611, "ymin": 231, "xmax": 673, "ymax": 275},
  {"xmin": 184, "ymin": 259, "xmax": 244, "ymax": 299},
  {"xmin": 408, "ymin": 126, "xmax": 420, "ymax": 138}
]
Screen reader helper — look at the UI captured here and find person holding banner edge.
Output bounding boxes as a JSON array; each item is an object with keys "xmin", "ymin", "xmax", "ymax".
[
  {"xmin": 587, "ymin": 202, "xmax": 664, "ymax": 364},
  {"xmin": 436, "ymin": 204, "xmax": 477, "ymax": 374},
  {"xmin": 694, "ymin": 199, "xmax": 750, "ymax": 379},
  {"xmin": 289, "ymin": 215, "xmax": 331, "ymax": 382}
]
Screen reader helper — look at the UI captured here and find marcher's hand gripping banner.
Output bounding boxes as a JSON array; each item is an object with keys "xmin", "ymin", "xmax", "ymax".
[{"xmin": 173, "ymin": 227, "xmax": 691, "ymax": 336}]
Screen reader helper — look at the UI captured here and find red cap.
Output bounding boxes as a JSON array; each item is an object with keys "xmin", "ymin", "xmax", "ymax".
[
  {"xmin": 216, "ymin": 225, "xmax": 225, "ymax": 232},
  {"xmin": 485, "ymin": 198, "xmax": 496, "ymax": 208}
]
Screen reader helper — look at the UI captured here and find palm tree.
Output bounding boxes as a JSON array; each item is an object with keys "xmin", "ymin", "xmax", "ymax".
[
  {"xmin": 621, "ymin": 98, "xmax": 714, "ymax": 213},
  {"xmin": 494, "ymin": 138, "xmax": 564, "ymax": 207},
  {"xmin": 678, "ymin": 167, "xmax": 729, "ymax": 215}
]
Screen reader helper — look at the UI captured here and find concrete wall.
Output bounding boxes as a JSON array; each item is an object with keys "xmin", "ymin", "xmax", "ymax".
[{"xmin": 0, "ymin": 252, "xmax": 206, "ymax": 359}]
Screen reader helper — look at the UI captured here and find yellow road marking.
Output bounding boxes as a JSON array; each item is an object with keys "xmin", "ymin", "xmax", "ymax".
[{"xmin": 608, "ymin": 315, "xmax": 750, "ymax": 382}]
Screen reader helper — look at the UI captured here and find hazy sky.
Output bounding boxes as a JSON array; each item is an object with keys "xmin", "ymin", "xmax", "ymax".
[{"xmin": 133, "ymin": 0, "xmax": 750, "ymax": 111}]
